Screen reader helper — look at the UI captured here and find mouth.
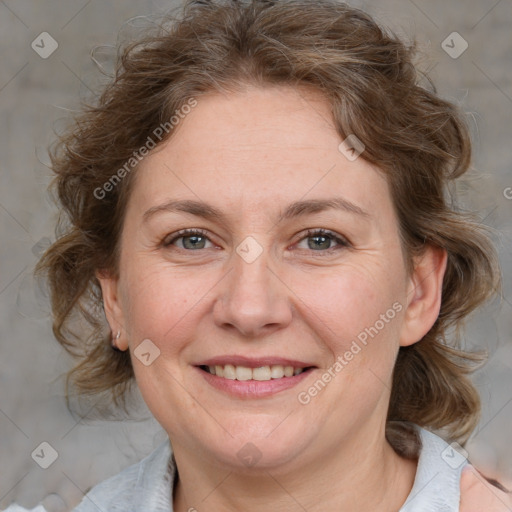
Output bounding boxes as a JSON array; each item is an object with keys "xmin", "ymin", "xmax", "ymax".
[
  {"xmin": 193, "ymin": 358, "xmax": 317, "ymax": 398},
  {"xmin": 198, "ymin": 364, "xmax": 316, "ymax": 381}
]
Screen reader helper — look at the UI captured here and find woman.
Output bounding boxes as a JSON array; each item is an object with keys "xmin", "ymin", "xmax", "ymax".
[{"xmin": 6, "ymin": 0, "xmax": 511, "ymax": 510}]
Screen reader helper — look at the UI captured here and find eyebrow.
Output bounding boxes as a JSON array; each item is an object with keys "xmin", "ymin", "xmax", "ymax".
[{"xmin": 142, "ymin": 197, "xmax": 371, "ymax": 225}]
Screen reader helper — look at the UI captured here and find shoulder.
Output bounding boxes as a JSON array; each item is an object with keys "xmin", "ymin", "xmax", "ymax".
[
  {"xmin": 2, "ymin": 506, "xmax": 47, "ymax": 512},
  {"xmin": 72, "ymin": 439, "xmax": 173, "ymax": 512},
  {"xmin": 71, "ymin": 457, "xmax": 141, "ymax": 512},
  {"xmin": 4, "ymin": 440, "xmax": 175, "ymax": 512},
  {"xmin": 399, "ymin": 425, "xmax": 511, "ymax": 512},
  {"xmin": 459, "ymin": 464, "xmax": 512, "ymax": 512}
]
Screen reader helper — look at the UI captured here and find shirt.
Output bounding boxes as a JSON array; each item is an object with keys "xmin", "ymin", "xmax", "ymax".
[{"xmin": 3, "ymin": 424, "xmax": 468, "ymax": 512}]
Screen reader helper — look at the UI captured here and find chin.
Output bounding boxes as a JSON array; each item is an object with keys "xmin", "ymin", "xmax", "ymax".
[{"xmin": 197, "ymin": 421, "xmax": 316, "ymax": 472}]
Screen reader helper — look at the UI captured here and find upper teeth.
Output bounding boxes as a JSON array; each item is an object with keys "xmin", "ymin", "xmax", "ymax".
[{"xmin": 207, "ymin": 364, "xmax": 304, "ymax": 381}]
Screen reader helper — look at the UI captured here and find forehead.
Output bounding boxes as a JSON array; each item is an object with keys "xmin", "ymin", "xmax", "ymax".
[
  {"xmin": 164, "ymin": 85, "xmax": 342, "ymax": 168},
  {"xmin": 130, "ymin": 84, "xmax": 392, "ymax": 224}
]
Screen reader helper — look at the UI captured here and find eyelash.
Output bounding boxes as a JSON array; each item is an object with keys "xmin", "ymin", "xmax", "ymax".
[{"xmin": 163, "ymin": 228, "xmax": 350, "ymax": 255}]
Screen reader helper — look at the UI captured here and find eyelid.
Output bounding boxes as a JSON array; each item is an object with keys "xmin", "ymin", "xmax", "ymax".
[
  {"xmin": 163, "ymin": 228, "xmax": 214, "ymax": 248},
  {"xmin": 163, "ymin": 227, "xmax": 351, "ymax": 254},
  {"xmin": 293, "ymin": 228, "xmax": 351, "ymax": 252}
]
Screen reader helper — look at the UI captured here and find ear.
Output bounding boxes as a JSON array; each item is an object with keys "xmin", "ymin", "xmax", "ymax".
[
  {"xmin": 399, "ymin": 245, "xmax": 448, "ymax": 347},
  {"xmin": 95, "ymin": 270, "xmax": 129, "ymax": 351}
]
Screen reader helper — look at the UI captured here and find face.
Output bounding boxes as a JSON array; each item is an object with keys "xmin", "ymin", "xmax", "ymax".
[{"xmin": 99, "ymin": 84, "xmax": 445, "ymax": 472}]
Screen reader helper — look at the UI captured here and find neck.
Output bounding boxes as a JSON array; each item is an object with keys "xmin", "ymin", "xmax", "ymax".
[{"xmin": 171, "ymin": 421, "xmax": 418, "ymax": 512}]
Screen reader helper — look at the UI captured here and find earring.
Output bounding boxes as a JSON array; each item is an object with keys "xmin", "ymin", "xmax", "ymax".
[{"xmin": 111, "ymin": 330, "xmax": 122, "ymax": 351}]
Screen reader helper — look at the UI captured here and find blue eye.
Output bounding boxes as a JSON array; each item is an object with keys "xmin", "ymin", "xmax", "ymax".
[
  {"xmin": 296, "ymin": 229, "xmax": 350, "ymax": 253},
  {"xmin": 164, "ymin": 229, "xmax": 213, "ymax": 250},
  {"xmin": 163, "ymin": 228, "xmax": 350, "ymax": 254}
]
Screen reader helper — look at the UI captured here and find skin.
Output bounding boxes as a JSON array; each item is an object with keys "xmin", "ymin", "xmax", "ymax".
[
  {"xmin": 460, "ymin": 466, "xmax": 512, "ymax": 511},
  {"xmin": 98, "ymin": 83, "xmax": 454, "ymax": 511}
]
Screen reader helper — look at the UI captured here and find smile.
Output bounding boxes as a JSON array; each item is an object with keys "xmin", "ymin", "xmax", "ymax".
[
  {"xmin": 195, "ymin": 363, "xmax": 316, "ymax": 398},
  {"xmin": 199, "ymin": 364, "xmax": 309, "ymax": 381}
]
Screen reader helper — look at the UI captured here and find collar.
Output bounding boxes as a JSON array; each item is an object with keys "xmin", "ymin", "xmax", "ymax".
[{"xmin": 75, "ymin": 424, "xmax": 466, "ymax": 511}]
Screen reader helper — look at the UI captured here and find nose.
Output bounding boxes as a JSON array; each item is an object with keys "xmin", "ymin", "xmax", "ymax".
[{"xmin": 212, "ymin": 244, "xmax": 293, "ymax": 339}]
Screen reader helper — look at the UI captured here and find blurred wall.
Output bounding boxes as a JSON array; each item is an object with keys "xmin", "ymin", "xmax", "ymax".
[{"xmin": 1, "ymin": 0, "xmax": 511, "ymax": 510}]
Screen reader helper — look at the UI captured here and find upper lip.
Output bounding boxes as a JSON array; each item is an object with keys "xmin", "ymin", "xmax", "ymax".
[{"xmin": 195, "ymin": 356, "xmax": 316, "ymax": 368}]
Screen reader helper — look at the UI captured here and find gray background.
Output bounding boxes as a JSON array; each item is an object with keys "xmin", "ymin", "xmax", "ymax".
[{"xmin": 1, "ymin": 0, "xmax": 511, "ymax": 510}]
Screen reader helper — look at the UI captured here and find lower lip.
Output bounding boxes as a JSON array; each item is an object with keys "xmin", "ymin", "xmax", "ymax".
[{"xmin": 195, "ymin": 366, "xmax": 314, "ymax": 398}]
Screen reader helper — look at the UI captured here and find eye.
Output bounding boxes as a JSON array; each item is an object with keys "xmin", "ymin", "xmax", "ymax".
[
  {"xmin": 162, "ymin": 228, "xmax": 350, "ymax": 254},
  {"xmin": 163, "ymin": 229, "xmax": 215, "ymax": 250},
  {"xmin": 294, "ymin": 228, "xmax": 350, "ymax": 254}
]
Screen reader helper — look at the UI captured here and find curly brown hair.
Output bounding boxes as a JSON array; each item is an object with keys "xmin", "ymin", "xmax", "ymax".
[{"xmin": 36, "ymin": 0, "xmax": 500, "ymax": 450}]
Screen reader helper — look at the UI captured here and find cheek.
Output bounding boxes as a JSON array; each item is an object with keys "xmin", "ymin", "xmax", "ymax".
[
  {"xmin": 296, "ymin": 263, "xmax": 403, "ymax": 347},
  {"xmin": 292, "ymin": 265, "xmax": 405, "ymax": 409},
  {"xmin": 119, "ymin": 263, "xmax": 205, "ymax": 431},
  {"xmin": 120, "ymin": 261, "xmax": 200, "ymax": 348}
]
